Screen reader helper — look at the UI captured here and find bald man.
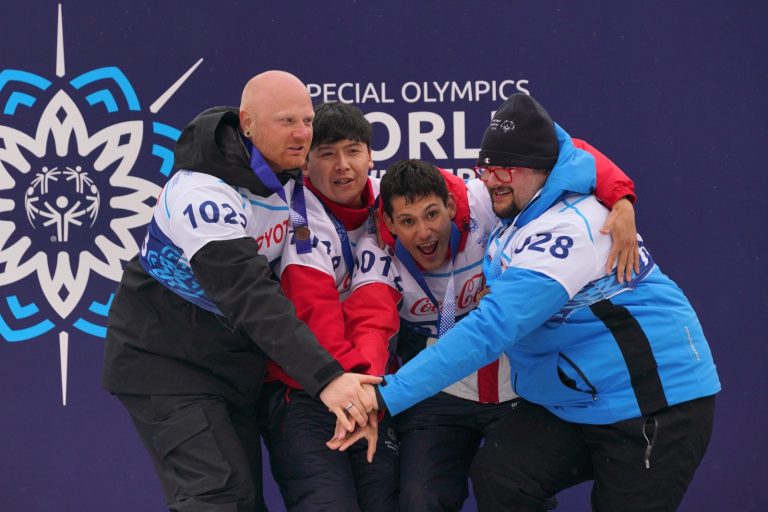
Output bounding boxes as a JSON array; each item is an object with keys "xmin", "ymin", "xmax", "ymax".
[{"xmin": 102, "ymin": 71, "xmax": 379, "ymax": 512}]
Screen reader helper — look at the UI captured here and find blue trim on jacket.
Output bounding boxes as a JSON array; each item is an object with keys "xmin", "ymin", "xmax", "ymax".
[{"xmin": 380, "ymin": 125, "xmax": 720, "ymax": 424}]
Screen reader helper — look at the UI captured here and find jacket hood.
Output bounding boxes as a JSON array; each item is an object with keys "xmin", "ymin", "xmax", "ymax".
[
  {"xmin": 512, "ymin": 123, "xmax": 597, "ymax": 230},
  {"xmin": 378, "ymin": 168, "xmax": 471, "ymax": 253},
  {"xmin": 172, "ymin": 106, "xmax": 297, "ymax": 195}
]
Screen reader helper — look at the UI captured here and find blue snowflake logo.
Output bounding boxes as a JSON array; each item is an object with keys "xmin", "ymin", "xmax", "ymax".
[{"xmin": 0, "ymin": 4, "xmax": 203, "ymax": 404}]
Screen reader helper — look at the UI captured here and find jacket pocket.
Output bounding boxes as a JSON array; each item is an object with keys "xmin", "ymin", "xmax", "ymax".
[
  {"xmin": 514, "ymin": 353, "xmax": 595, "ymax": 407},
  {"xmin": 557, "ymin": 352, "xmax": 597, "ymax": 400},
  {"xmin": 151, "ymin": 403, "xmax": 233, "ymax": 497}
]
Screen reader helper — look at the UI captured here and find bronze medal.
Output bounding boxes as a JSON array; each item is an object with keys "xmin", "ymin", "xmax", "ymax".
[{"xmin": 294, "ymin": 226, "xmax": 311, "ymax": 241}]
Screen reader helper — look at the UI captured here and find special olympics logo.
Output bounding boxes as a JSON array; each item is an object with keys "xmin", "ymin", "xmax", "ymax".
[
  {"xmin": 499, "ymin": 120, "xmax": 515, "ymax": 132},
  {"xmin": 0, "ymin": 5, "xmax": 203, "ymax": 404},
  {"xmin": 24, "ymin": 165, "xmax": 100, "ymax": 242}
]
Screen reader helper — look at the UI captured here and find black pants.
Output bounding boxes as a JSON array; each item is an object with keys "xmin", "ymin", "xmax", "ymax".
[
  {"xmin": 470, "ymin": 396, "xmax": 716, "ymax": 512},
  {"xmin": 398, "ymin": 392, "xmax": 516, "ymax": 512},
  {"xmin": 118, "ymin": 393, "xmax": 265, "ymax": 512},
  {"xmin": 259, "ymin": 382, "xmax": 399, "ymax": 512}
]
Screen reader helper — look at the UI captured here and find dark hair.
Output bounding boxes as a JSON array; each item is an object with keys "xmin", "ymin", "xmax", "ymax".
[
  {"xmin": 311, "ymin": 102, "xmax": 372, "ymax": 150},
  {"xmin": 380, "ymin": 159, "xmax": 449, "ymax": 218}
]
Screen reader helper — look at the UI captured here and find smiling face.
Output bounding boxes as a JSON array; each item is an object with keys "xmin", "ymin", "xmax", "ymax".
[
  {"xmin": 384, "ymin": 193, "xmax": 456, "ymax": 271},
  {"xmin": 306, "ymin": 139, "xmax": 373, "ymax": 207},
  {"xmin": 239, "ymin": 71, "xmax": 315, "ymax": 172},
  {"xmin": 483, "ymin": 165, "xmax": 548, "ymax": 219}
]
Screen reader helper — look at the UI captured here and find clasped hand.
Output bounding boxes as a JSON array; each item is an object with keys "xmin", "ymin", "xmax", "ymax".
[
  {"xmin": 318, "ymin": 372, "xmax": 380, "ymax": 431},
  {"xmin": 324, "ymin": 381, "xmax": 380, "ymax": 462}
]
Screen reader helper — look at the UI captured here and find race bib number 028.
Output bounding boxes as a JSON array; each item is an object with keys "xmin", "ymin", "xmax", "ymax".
[{"xmin": 514, "ymin": 233, "xmax": 574, "ymax": 259}]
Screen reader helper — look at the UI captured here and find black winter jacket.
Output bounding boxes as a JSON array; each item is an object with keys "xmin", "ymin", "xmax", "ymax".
[{"xmin": 101, "ymin": 107, "xmax": 343, "ymax": 409}]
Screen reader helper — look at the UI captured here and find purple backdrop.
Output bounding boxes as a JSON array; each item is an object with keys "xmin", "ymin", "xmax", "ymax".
[{"xmin": 1, "ymin": 1, "xmax": 765, "ymax": 511}]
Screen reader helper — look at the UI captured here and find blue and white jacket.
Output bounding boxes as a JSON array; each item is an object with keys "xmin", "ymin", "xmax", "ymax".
[{"xmin": 380, "ymin": 125, "xmax": 720, "ymax": 424}]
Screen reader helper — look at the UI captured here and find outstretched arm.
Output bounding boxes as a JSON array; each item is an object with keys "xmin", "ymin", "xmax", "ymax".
[
  {"xmin": 379, "ymin": 267, "xmax": 570, "ymax": 416},
  {"xmin": 192, "ymin": 240, "xmax": 376, "ymax": 428}
]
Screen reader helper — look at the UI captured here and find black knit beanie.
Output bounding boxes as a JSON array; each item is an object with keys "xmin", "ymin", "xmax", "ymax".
[{"xmin": 477, "ymin": 93, "xmax": 558, "ymax": 171}]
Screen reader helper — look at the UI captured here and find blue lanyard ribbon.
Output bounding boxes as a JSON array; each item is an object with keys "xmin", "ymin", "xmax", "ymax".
[
  {"xmin": 395, "ymin": 223, "xmax": 461, "ymax": 338},
  {"xmin": 242, "ymin": 137, "xmax": 311, "ymax": 254},
  {"xmin": 321, "ymin": 204, "xmax": 356, "ymax": 277}
]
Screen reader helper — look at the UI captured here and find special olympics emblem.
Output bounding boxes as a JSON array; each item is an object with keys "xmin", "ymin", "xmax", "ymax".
[
  {"xmin": 499, "ymin": 119, "xmax": 515, "ymax": 132},
  {"xmin": 24, "ymin": 165, "xmax": 100, "ymax": 242},
  {"xmin": 0, "ymin": 5, "xmax": 203, "ymax": 404}
]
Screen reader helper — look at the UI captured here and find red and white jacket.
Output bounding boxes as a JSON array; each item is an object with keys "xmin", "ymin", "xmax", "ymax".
[
  {"xmin": 266, "ymin": 177, "xmax": 388, "ymax": 389},
  {"xmin": 345, "ymin": 172, "xmax": 515, "ymax": 402}
]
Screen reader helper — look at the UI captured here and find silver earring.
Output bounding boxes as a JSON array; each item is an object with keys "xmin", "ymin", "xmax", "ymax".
[{"xmin": 244, "ymin": 128, "xmax": 252, "ymax": 137}]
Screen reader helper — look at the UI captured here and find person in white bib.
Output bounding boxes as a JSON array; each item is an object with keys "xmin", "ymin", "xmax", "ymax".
[{"xmin": 102, "ymin": 71, "xmax": 379, "ymax": 512}]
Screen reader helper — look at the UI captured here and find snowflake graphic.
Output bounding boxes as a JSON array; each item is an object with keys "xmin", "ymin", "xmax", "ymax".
[
  {"xmin": 0, "ymin": 4, "xmax": 203, "ymax": 405},
  {"xmin": 0, "ymin": 89, "xmax": 156, "ymax": 317}
]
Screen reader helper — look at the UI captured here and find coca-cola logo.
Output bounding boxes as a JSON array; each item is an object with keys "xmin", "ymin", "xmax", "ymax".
[
  {"xmin": 457, "ymin": 272, "xmax": 484, "ymax": 309},
  {"xmin": 410, "ymin": 296, "xmax": 438, "ymax": 316},
  {"xmin": 408, "ymin": 272, "xmax": 484, "ymax": 316}
]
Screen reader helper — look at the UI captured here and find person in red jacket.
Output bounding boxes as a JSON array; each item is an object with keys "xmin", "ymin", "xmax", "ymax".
[
  {"xmin": 340, "ymin": 154, "xmax": 637, "ymax": 512},
  {"xmin": 260, "ymin": 102, "xmax": 399, "ymax": 512},
  {"xmin": 264, "ymin": 101, "xmax": 637, "ymax": 512}
]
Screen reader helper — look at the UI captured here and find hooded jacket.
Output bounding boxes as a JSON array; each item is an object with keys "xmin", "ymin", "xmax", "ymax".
[
  {"xmin": 378, "ymin": 125, "xmax": 720, "ymax": 423},
  {"xmin": 102, "ymin": 107, "xmax": 343, "ymax": 408}
]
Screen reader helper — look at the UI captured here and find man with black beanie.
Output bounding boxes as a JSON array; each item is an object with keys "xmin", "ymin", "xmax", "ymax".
[{"xmin": 477, "ymin": 92, "xmax": 560, "ymax": 171}]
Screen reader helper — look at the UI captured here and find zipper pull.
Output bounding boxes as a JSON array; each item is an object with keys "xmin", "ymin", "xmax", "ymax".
[{"xmin": 641, "ymin": 416, "xmax": 658, "ymax": 470}]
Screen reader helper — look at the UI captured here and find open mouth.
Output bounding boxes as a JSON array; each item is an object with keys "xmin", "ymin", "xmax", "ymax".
[
  {"xmin": 417, "ymin": 241, "xmax": 438, "ymax": 256},
  {"xmin": 333, "ymin": 177, "xmax": 355, "ymax": 186}
]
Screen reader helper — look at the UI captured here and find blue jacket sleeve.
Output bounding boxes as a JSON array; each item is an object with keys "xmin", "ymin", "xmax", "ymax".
[{"xmin": 379, "ymin": 267, "xmax": 570, "ymax": 415}]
